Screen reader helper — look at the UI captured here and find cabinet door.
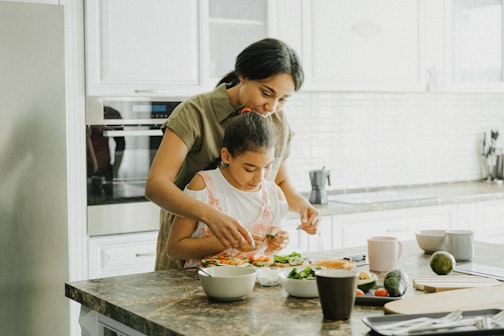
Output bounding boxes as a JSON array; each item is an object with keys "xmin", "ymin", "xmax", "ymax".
[
  {"xmin": 447, "ymin": 0, "xmax": 504, "ymax": 92},
  {"xmin": 475, "ymin": 200, "xmax": 504, "ymax": 244},
  {"xmin": 283, "ymin": 216, "xmax": 334, "ymax": 254},
  {"xmin": 85, "ymin": 0, "xmax": 203, "ymax": 97},
  {"xmin": 208, "ymin": 0, "xmax": 269, "ymax": 84},
  {"xmin": 336, "ymin": 205, "xmax": 456, "ymax": 248},
  {"xmin": 303, "ymin": 0, "xmax": 425, "ymax": 92},
  {"xmin": 88, "ymin": 231, "xmax": 157, "ymax": 279}
]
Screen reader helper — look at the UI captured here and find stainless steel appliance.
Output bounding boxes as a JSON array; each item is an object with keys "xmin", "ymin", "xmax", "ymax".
[
  {"xmin": 309, "ymin": 167, "xmax": 331, "ymax": 204},
  {"xmin": 86, "ymin": 98, "xmax": 180, "ymax": 236}
]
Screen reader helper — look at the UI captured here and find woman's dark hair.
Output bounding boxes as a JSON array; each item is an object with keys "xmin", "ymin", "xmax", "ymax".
[
  {"xmin": 222, "ymin": 112, "xmax": 276, "ymax": 159},
  {"xmin": 217, "ymin": 38, "xmax": 304, "ymax": 91}
]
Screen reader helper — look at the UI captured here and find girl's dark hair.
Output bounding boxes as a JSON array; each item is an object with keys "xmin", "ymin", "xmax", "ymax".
[
  {"xmin": 217, "ymin": 38, "xmax": 304, "ymax": 91},
  {"xmin": 222, "ymin": 112, "xmax": 276, "ymax": 158}
]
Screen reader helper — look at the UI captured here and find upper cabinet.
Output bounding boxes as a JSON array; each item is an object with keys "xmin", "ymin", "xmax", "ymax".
[
  {"xmin": 300, "ymin": 0, "xmax": 428, "ymax": 92},
  {"xmin": 85, "ymin": 0, "xmax": 271, "ymax": 97},
  {"xmin": 85, "ymin": 0, "xmax": 504, "ymax": 96},
  {"xmin": 446, "ymin": 0, "xmax": 504, "ymax": 92}
]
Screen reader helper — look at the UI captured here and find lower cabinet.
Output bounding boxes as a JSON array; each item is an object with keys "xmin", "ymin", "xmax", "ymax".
[
  {"xmin": 475, "ymin": 199, "xmax": 504, "ymax": 245},
  {"xmin": 88, "ymin": 231, "xmax": 158, "ymax": 279},
  {"xmin": 335, "ymin": 205, "xmax": 457, "ymax": 248}
]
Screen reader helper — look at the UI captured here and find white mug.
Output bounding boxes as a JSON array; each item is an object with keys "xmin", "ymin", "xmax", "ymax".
[
  {"xmin": 367, "ymin": 236, "xmax": 403, "ymax": 272},
  {"xmin": 444, "ymin": 230, "xmax": 474, "ymax": 261}
]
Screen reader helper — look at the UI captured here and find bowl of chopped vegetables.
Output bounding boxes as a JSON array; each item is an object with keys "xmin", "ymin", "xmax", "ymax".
[{"xmin": 279, "ymin": 267, "xmax": 321, "ymax": 298}]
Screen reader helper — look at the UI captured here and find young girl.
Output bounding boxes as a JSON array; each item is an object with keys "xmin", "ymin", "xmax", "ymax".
[{"xmin": 167, "ymin": 112, "xmax": 289, "ymax": 267}]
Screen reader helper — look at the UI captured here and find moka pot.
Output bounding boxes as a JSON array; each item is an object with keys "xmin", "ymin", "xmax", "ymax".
[{"xmin": 309, "ymin": 167, "xmax": 331, "ymax": 204}]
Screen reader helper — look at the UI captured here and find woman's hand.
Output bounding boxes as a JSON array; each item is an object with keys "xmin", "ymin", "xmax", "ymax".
[
  {"xmin": 204, "ymin": 208, "xmax": 255, "ymax": 249},
  {"xmin": 296, "ymin": 200, "xmax": 319, "ymax": 235}
]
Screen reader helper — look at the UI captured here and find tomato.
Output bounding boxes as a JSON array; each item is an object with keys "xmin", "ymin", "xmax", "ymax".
[
  {"xmin": 374, "ymin": 288, "xmax": 389, "ymax": 297},
  {"xmin": 356, "ymin": 288, "xmax": 365, "ymax": 297}
]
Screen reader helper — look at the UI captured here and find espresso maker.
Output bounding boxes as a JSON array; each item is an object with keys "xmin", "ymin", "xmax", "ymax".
[{"xmin": 309, "ymin": 166, "xmax": 331, "ymax": 204}]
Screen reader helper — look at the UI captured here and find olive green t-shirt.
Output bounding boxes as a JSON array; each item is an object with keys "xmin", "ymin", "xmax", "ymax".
[{"xmin": 155, "ymin": 83, "xmax": 293, "ymax": 270}]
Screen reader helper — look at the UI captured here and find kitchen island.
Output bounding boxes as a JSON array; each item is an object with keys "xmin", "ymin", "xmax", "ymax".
[{"xmin": 66, "ymin": 240, "xmax": 504, "ymax": 336}]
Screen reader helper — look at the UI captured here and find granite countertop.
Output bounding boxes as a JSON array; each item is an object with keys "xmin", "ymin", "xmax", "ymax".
[
  {"xmin": 66, "ymin": 240, "xmax": 504, "ymax": 336},
  {"xmin": 305, "ymin": 180, "xmax": 504, "ymax": 217}
]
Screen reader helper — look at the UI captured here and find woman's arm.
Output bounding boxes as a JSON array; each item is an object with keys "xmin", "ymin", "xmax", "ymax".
[
  {"xmin": 145, "ymin": 129, "xmax": 253, "ymax": 248},
  {"xmin": 275, "ymin": 161, "xmax": 319, "ymax": 235}
]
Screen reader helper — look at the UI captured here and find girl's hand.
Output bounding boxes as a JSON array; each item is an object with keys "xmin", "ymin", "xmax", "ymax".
[{"xmin": 266, "ymin": 230, "xmax": 289, "ymax": 251}]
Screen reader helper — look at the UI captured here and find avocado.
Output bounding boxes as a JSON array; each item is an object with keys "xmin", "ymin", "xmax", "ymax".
[
  {"xmin": 384, "ymin": 269, "xmax": 409, "ymax": 297},
  {"xmin": 357, "ymin": 271, "xmax": 378, "ymax": 293},
  {"xmin": 429, "ymin": 251, "xmax": 455, "ymax": 275}
]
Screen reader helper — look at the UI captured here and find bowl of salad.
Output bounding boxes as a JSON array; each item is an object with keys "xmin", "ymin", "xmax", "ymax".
[{"xmin": 279, "ymin": 266, "xmax": 321, "ymax": 298}]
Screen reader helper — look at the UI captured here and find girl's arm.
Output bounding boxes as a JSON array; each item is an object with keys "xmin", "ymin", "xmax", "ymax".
[
  {"xmin": 275, "ymin": 161, "xmax": 319, "ymax": 235},
  {"xmin": 145, "ymin": 129, "xmax": 253, "ymax": 248},
  {"xmin": 166, "ymin": 174, "xmax": 228, "ymax": 260}
]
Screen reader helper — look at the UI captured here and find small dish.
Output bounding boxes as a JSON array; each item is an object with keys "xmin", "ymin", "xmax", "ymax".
[
  {"xmin": 415, "ymin": 230, "xmax": 446, "ymax": 254},
  {"xmin": 256, "ymin": 267, "xmax": 282, "ymax": 286},
  {"xmin": 355, "ymin": 289, "xmax": 403, "ymax": 305}
]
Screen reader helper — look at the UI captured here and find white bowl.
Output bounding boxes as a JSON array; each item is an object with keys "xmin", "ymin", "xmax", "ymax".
[
  {"xmin": 198, "ymin": 266, "xmax": 257, "ymax": 301},
  {"xmin": 415, "ymin": 230, "xmax": 446, "ymax": 253},
  {"xmin": 279, "ymin": 271, "xmax": 318, "ymax": 298}
]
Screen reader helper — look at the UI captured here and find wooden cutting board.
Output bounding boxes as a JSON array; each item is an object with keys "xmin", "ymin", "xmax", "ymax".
[
  {"xmin": 413, "ymin": 276, "xmax": 500, "ymax": 293},
  {"xmin": 384, "ymin": 285, "xmax": 504, "ymax": 314}
]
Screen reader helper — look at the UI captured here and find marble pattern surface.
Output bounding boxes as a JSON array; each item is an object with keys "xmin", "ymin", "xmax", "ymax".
[
  {"xmin": 302, "ymin": 180, "xmax": 504, "ymax": 218},
  {"xmin": 66, "ymin": 241, "xmax": 504, "ymax": 336}
]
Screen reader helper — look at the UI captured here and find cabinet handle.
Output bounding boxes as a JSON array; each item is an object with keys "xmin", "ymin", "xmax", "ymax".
[
  {"xmin": 134, "ymin": 89, "xmax": 172, "ymax": 94},
  {"xmin": 135, "ymin": 252, "xmax": 155, "ymax": 257},
  {"xmin": 386, "ymin": 227, "xmax": 409, "ymax": 233}
]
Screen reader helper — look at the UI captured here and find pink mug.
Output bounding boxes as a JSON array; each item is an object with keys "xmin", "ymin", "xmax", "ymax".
[{"xmin": 367, "ymin": 236, "xmax": 403, "ymax": 272}]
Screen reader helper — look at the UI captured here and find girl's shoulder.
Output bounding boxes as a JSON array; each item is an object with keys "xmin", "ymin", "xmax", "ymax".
[{"xmin": 264, "ymin": 180, "xmax": 286, "ymax": 201}]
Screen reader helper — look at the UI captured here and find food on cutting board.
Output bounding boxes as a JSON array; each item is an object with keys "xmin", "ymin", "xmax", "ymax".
[
  {"xmin": 310, "ymin": 258, "xmax": 356, "ymax": 270},
  {"xmin": 357, "ymin": 271, "xmax": 378, "ymax": 293},
  {"xmin": 430, "ymin": 251, "xmax": 456, "ymax": 275},
  {"xmin": 201, "ymin": 256, "xmax": 249, "ymax": 266},
  {"xmin": 273, "ymin": 251, "xmax": 305, "ymax": 267},
  {"xmin": 384, "ymin": 269, "xmax": 409, "ymax": 297},
  {"xmin": 248, "ymin": 255, "xmax": 272, "ymax": 267}
]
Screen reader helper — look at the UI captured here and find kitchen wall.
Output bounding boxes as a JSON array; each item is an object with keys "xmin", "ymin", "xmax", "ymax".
[{"xmin": 287, "ymin": 92, "xmax": 504, "ymax": 193}]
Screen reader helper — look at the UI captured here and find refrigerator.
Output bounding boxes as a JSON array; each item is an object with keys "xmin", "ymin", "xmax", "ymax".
[{"xmin": 0, "ymin": 2, "xmax": 70, "ymax": 335}]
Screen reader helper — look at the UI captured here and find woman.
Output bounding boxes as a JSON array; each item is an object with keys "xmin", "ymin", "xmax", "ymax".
[{"xmin": 145, "ymin": 38, "xmax": 319, "ymax": 270}]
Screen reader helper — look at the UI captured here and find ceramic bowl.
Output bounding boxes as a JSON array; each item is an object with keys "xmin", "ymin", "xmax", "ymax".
[
  {"xmin": 415, "ymin": 230, "xmax": 446, "ymax": 253},
  {"xmin": 279, "ymin": 271, "xmax": 318, "ymax": 298},
  {"xmin": 198, "ymin": 266, "xmax": 257, "ymax": 301}
]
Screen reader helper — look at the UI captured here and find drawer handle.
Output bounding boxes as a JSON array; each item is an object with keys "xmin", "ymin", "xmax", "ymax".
[
  {"xmin": 386, "ymin": 227, "xmax": 409, "ymax": 233},
  {"xmin": 135, "ymin": 252, "xmax": 155, "ymax": 257}
]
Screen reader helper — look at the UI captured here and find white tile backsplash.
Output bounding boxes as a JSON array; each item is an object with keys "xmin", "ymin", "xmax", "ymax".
[{"xmin": 286, "ymin": 92, "xmax": 504, "ymax": 192}]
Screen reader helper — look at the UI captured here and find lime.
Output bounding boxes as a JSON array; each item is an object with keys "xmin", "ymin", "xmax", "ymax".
[{"xmin": 429, "ymin": 251, "xmax": 455, "ymax": 275}]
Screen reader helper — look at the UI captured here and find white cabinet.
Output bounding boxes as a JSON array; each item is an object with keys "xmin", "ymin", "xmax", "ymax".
[
  {"xmin": 334, "ymin": 205, "xmax": 456, "ymax": 248},
  {"xmin": 85, "ymin": 0, "xmax": 273, "ymax": 97},
  {"xmin": 88, "ymin": 231, "xmax": 157, "ymax": 279},
  {"xmin": 446, "ymin": 0, "xmax": 504, "ymax": 92},
  {"xmin": 282, "ymin": 215, "xmax": 334, "ymax": 254},
  {"xmin": 208, "ymin": 0, "xmax": 269, "ymax": 83},
  {"xmin": 474, "ymin": 199, "xmax": 504, "ymax": 244},
  {"xmin": 85, "ymin": 0, "xmax": 203, "ymax": 97},
  {"xmin": 301, "ymin": 0, "xmax": 428, "ymax": 92}
]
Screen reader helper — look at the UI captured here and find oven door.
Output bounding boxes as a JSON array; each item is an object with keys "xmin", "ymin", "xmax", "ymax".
[{"xmin": 86, "ymin": 125, "xmax": 162, "ymax": 235}]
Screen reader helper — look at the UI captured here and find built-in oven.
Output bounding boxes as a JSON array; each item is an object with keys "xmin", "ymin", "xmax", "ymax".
[{"xmin": 85, "ymin": 97, "xmax": 181, "ymax": 236}]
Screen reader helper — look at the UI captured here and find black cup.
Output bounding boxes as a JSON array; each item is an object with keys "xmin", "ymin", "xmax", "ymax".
[{"xmin": 315, "ymin": 269, "xmax": 358, "ymax": 320}]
